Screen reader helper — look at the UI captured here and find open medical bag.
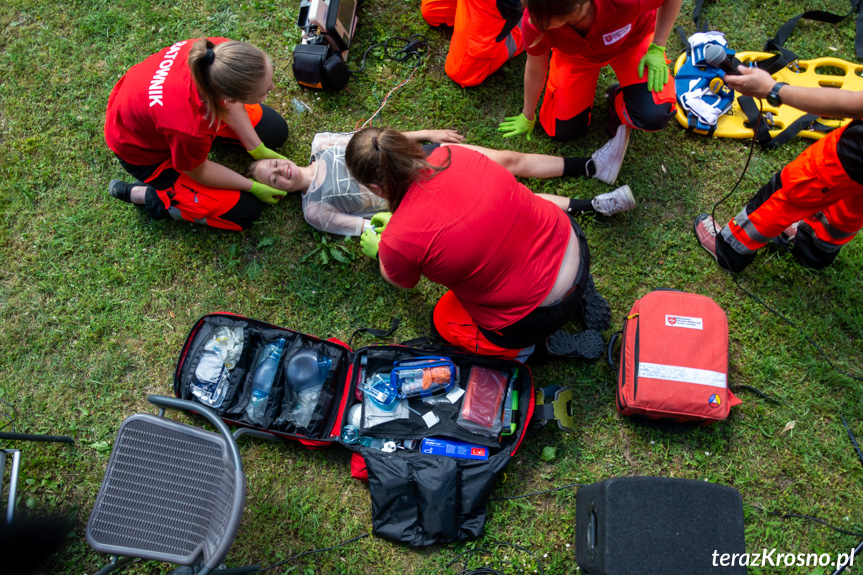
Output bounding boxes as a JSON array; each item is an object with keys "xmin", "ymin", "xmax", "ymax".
[
  {"xmin": 610, "ymin": 290, "xmax": 740, "ymax": 425},
  {"xmin": 173, "ymin": 312, "xmax": 534, "ymax": 546}
]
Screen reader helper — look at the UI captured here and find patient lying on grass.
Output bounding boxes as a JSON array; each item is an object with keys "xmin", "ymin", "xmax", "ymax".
[{"xmin": 247, "ymin": 129, "xmax": 635, "ymax": 236}]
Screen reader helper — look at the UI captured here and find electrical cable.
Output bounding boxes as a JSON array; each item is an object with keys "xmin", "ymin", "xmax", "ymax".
[
  {"xmin": 444, "ymin": 541, "xmax": 545, "ymax": 575},
  {"xmin": 246, "ymin": 531, "xmax": 370, "ymax": 574},
  {"xmin": 745, "ymin": 503, "xmax": 863, "ymax": 537},
  {"xmin": 490, "ymin": 482, "xmax": 587, "ymax": 501},
  {"xmin": 705, "ymin": 98, "xmax": 863, "ymax": 383},
  {"xmin": 348, "ymin": 35, "xmax": 431, "ymax": 130}
]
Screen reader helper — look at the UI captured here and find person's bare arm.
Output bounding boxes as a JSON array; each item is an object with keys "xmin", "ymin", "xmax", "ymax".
[
  {"xmin": 403, "ymin": 130, "xmax": 465, "ymax": 144},
  {"xmin": 653, "ymin": 0, "xmax": 684, "ymax": 47},
  {"xmin": 724, "ymin": 66, "xmax": 863, "ymax": 118},
  {"xmin": 222, "ymin": 101, "xmax": 262, "ymax": 151},
  {"xmin": 523, "ymin": 51, "xmax": 550, "ymax": 121},
  {"xmin": 185, "ymin": 159, "xmax": 254, "ymax": 191}
]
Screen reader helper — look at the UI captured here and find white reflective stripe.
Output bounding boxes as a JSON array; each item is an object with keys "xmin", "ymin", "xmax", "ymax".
[{"xmin": 638, "ymin": 362, "xmax": 727, "ymax": 388}]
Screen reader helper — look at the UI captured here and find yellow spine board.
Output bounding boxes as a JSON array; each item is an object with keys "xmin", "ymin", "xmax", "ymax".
[{"xmin": 674, "ymin": 51, "xmax": 863, "ymax": 140}]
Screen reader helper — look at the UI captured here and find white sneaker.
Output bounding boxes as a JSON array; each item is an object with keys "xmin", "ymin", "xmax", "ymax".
[
  {"xmin": 591, "ymin": 185, "xmax": 635, "ymax": 216},
  {"xmin": 591, "ymin": 124, "xmax": 630, "ymax": 185}
]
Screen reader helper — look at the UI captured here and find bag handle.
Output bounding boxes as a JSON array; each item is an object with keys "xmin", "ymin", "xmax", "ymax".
[
  {"xmin": 348, "ymin": 317, "xmax": 400, "ymax": 349},
  {"xmin": 607, "ymin": 330, "xmax": 622, "ymax": 370}
]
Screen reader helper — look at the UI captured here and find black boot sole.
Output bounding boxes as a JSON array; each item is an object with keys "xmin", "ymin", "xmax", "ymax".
[{"xmin": 546, "ymin": 329, "xmax": 604, "ymax": 360}]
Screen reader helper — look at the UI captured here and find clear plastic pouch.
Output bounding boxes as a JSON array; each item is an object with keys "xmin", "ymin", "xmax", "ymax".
[
  {"xmin": 456, "ymin": 366, "xmax": 509, "ymax": 439},
  {"xmin": 390, "ymin": 357, "xmax": 458, "ymax": 399}
]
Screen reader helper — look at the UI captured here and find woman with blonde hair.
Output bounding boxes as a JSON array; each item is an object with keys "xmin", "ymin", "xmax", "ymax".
[
  {"xmin": 345, "ymin": 127, "xmax": 610, "ymax": 361},
  {"xmin": 105, "ymin": 38, "xmax": 290, "ymax": 230}
]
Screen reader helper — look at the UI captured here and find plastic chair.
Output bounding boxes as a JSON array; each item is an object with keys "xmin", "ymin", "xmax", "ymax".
[{"xmin": 86, "ymin": 395, "xmax": 258, "ymax": 575}]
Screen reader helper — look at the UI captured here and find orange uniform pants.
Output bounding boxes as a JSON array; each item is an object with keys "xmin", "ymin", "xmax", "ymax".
[
  {"xmin": 717, "ymin": 121, "xmax": 863, "ymax": 271},
  {"xmin": 540, "ymin": 32, "xmax": 676, "ymax": 141},
  {"xmin": 421, "ymin": 0, "xmax": 523, "ymax": 87}
]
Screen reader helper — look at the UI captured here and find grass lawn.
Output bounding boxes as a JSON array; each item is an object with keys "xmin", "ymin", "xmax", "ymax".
[{"xmin": 1, "ymin": 0, "xmax": 861, "ymax": 573}]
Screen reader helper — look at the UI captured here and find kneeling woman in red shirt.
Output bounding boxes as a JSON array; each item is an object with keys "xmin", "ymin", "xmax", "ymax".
[
  {"xmin": 345, "ymin": 127, "xmax": 606, "ymax": 361},
  {"xmin": 105, "ymin": 38, "xmax": 290, "ymax": 231}
]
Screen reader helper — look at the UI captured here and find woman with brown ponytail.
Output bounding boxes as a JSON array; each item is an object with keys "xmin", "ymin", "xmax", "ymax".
[
  {"xmin": 105, "ymin": 38, "xmax": 290, "ymax": 231},
  {"xmin": 345, "ymin": 127, "xmax": 608, "ymax": 362}
]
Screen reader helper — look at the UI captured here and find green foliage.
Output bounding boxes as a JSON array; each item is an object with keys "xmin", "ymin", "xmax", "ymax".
[{"xmin": 0, "ymin": 0, "xmax": 861, "ymax": 574}]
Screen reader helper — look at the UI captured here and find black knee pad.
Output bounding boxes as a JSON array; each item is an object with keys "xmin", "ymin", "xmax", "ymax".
[
  {"xmin": 256, "ymin": 104, "xmax": 289, "ymax": 150},
  {"xmin": 620, "ymin": 84, "xmax": 675, "ymax": 131},
  {"xmin": 791, "ymin": 224, "xmax": 839, "ymax": 270},
  {"xmin": 550, "ymin": 108, "xmax": 591, "ymax": 142}
]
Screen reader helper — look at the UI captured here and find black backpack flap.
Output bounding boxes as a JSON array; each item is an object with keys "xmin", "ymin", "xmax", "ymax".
[
  {"xmin": 293, "ymin": 43, "xmax": 331, "ymax": 90},
  {"xmin": 364, "ymin": 449, "xmax": 511, "ymax": 546}
]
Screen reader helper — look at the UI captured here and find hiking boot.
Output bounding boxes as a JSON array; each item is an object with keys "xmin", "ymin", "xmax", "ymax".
[
  {"xmin": 581, "ymin": 275, "xmax": 612, "ymax": 331},
  {"xmin": 109, "ymin": 179, "xmax": 144, "ymax": 204},
  {"xmin": 545, "ymin": 328, "xmax": 604, "ymax": 360},
  {"xmin": 591, "ymin": 185, "xmax": 635, "ymax": 216},
  {"xmin": 591, "ymin": 123, "xmax": 631, "ymax": 185},
  {"xmin": 694, "ymin": 213, "xmax": 721, "ymax": 262},
  {"xmin": 606, "ymin": 82, "xmax": 622, "ymax": 138}
]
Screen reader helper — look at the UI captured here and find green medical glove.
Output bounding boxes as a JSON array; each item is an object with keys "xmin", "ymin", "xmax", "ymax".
[
  {"xmin": 248, "ymin": 143, "xmax": 287, "ymax": 161},
  {"xmin": 638, "ymin": 42, "xmax": 669, "ymax": 93},
  {"xmin": 498, "ymin": 113, "xmax": 535, "ymax": 140},
  {"xmin": 249, "ymin": 181, "xmax": 287, "ymax": 204},
  {"xmin": 360, "ymin": 228, "xmax": 381, "ymax": 260},
  {"xmin": 371, "ymin": 211, "xmax": 393, "ymax": 233}
]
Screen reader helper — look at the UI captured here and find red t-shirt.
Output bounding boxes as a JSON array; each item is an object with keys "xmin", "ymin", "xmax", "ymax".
[
  {"xmin": 379, "ymin": 146, "xmax": 571, "ymax": 331},
  {"xmin": 522, "ymin": 0, "xmax": 664, "ymax": 61},
  {"xmin": 104, "ymin": 38, "xmax": 227, "ymax": 171}
]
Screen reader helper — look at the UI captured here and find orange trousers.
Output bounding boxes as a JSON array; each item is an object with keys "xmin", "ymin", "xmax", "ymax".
[{"xmin": 421, "ymin": 0, "xmax": 523, "ymax": 87}]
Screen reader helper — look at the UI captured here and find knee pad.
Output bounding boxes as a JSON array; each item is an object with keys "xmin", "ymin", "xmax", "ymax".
[
  {"xmin": 549, "ymin": 108, "xmax": 591, "ymax": 142},
  {"xmin": 620, "ymin": 84, "xmax": 675, "ymax": 132}
]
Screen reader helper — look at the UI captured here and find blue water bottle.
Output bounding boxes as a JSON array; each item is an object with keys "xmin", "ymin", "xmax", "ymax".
[{"xmin": 245, "ymin": 338, "xmax": 286, "ymax": 424}]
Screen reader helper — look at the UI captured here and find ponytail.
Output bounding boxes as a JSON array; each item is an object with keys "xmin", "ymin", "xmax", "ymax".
[
  {"xmin": 188, "ymin": 38, "xmax": 271, "ymax": 126},
  {"xmin": 345, "ymin": 128, "xmax": 450, "ymax": 212}
]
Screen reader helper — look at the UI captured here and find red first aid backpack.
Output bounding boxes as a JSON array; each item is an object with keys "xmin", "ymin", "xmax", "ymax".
[{"xmin": 612, "ymin": 289, "xmax": 741, "ymax": 424}]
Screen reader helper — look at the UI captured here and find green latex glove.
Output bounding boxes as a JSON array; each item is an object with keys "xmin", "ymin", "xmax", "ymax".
[
  {"xmin": 371, "ymin": 211, "xmax": 393, "ymax": 233},
  {"xmin": 360, "ymin": 228, "xmax": 381, "ymax": 260},
  {"xmin": 498, "ymin": 113, "xmax": 535, "ymax": 140},
  {"xmin": 248, "ymin": 142, "xmax": 287, "ymax": 161},
  {"xmin": 638, "ymin": 42, "xmax": 669, "ymax": 93},
  {"xmin": 249, "ymin": 181, "xmax": 287, "ymax": 204}
]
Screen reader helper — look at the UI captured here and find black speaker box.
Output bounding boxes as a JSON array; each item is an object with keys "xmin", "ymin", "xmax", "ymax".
[{"xmin": 576, "ymin": 476, "xmax": 746, "ymax": 574}]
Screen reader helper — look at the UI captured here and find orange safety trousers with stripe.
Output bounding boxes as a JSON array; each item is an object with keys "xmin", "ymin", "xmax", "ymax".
[
  {"xmin": 540, "ymin": 32, "xmax": 676, "ymax": 141},
  {"xmin": 717, "ymin": 121, "xmax": 863, "ymax": 271},
  {"xmin": 145, "ymin": 104, "xmax": 266, "ymax": 231},
  {"xmin": 421, "ymin": 0, "xmax": 523, "ymax": 87},
  {"xmin": 432, "ymin": 291, "xmax": 525, "ymax": 359}
]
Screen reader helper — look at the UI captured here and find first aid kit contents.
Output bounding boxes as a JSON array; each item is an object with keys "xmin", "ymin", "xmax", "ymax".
[{"xmin": 175, "ymin": 313, "xmax": 536, "ymax": 547}]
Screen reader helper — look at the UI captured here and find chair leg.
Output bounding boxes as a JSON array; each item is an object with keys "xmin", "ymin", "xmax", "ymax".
[{"xmin": 93, "ymin": 556, "xmax": 137, "ymax": 575}]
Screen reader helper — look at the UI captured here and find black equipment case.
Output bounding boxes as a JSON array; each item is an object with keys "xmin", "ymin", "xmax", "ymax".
[{"xmin": 173, "ymin": 312, "xmax": 535, "ymax": 546}]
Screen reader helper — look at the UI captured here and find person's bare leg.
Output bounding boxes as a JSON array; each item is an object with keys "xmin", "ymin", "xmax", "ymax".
[
  {"xmin": 444, "ymin": 143, "xmax": 565, "ymax": 178},
  {"xmin": 129, "ymin": 186, "xmax": 148, "ymax": 205}
]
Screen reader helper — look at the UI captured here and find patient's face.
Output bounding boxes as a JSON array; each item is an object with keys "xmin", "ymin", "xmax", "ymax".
[{"xmin": 251, "ymin": 159, "xmax": 307, "ymax": 192}]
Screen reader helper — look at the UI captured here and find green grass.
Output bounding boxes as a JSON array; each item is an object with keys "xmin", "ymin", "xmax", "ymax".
[{"xmin": 1, "ymin": 0, "xmax": 861, "ymax": 573}]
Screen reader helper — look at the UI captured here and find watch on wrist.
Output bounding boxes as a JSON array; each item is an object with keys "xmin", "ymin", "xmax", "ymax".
[{"xmin": 766, "ymin": 82, "xmax": 788, "ymax": 107}]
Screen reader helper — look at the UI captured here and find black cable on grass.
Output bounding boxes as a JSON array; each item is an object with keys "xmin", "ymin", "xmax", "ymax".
[
  {"xmin": 490, "ymin": 482, "xmax": 588, "ymax": 501},
  {"xmin": 444, "ymin": 541, "xmax": 545, "ymax": 575},
  {"xmin": 247, "ymin": 531, "xmax": 370, "ymax": 574},
  {"xmin": 841, "ymin": 415, "xmax": 863, "ymax": 468},
  {"xmin": 706, "ymin": 100, "xmax": 863, "ymax": 383},
  {"xmin": 350, "ymin": 34, "xmax": 429, "ymax": 74},
  {"xmin": 745, "ymin": 503, "xmax": 863, "ymax": 538}
]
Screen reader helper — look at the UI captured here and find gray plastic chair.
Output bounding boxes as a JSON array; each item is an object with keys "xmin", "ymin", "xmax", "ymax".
[{"xmin": 86, "ymin": 395, "xmax": 256, "ymax": 575}]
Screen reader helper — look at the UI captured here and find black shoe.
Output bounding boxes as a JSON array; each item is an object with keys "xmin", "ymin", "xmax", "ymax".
[
  {"xmin": 606, "ymin": 82, "xmax": 622, "ymax": 139},
  {"xmin": 545, "ymin": 329, "xmax": 604, "ymax": 360},
  {"xmin": 109, "ymin": 179, "xmax": 145, "ymax": 203},
  {"xmin": 581, "ymin": 276, "xmax": 612, "ymax": 331}
]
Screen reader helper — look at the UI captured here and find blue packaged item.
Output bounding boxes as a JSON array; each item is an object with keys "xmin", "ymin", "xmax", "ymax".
[
  {"xmin": 245, "ymin": 338, "xmax": 286, "ymax": 424},
  {"xmin": 420, "ymin": 437, "xmax": 489, "ymax": 460},
  {"xmin": 362, "ymin": 373, "xmax": 398, "ymax": 411},
  {"xmin": 390, "ymin": 356, "xmax": 457, "ymax": 398}
]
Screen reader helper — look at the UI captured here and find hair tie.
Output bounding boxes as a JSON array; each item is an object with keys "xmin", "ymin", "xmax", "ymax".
[
  {"xmin": 204, "ymin": 48, "xmax": 216, "ymax": 65},
  {"xmin": 371, "ymin": 136, "xmax": 379, "ymax": 151}
]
